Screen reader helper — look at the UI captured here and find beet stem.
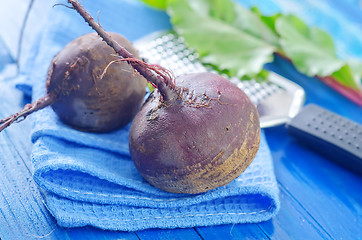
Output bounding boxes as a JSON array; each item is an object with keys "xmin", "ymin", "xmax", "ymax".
[
  {"xmin": 68, "ymin": 0, "xmax": 177, "ymax": 101},
  {"xmin": 0, "ymin": 94, "xmax": 54, "ymax": 132}
]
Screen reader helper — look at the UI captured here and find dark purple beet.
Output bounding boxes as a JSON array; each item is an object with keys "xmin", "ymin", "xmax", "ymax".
[
  {"xmin": 47, "ymin": 32, "xmax": 147, "ymax": 132},
  {"xmin": 129, "ymin": 73, "xmax": 260, "ymax": 194},
  {"xmin": 0, "ymin": 32, "xmax": 147, "ymax": 133}
]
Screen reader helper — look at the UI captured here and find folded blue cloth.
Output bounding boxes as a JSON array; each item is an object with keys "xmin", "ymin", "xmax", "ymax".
[{"xmin": 22, "ymin": 0, "xmax": 280, "ymax": 231}]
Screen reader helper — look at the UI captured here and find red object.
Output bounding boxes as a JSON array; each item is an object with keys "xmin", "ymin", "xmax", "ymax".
[{"xmin": 318, "ymin": 76, "xmax": 362, "ymax": 107}]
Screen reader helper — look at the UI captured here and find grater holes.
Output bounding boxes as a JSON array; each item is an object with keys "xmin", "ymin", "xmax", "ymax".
[
  {"xmin": 187, "ymin": 54, "xmax": 198, "ymax": 61},
  {"xmin": 155, "ymin": 38, "xmax": 164, "ymax": 45},
  {"xmin": 176, "ymin": 35, "xmax": 185, "ymax": 43},
  {"xmin": 165, "ymin": 33, "xmax": 175, "ymax": 41},
  {"xmin": 156, "ymin": 45, "xmax": 164, "ymax": 53},
  {"xmin": 183, "ymin": 49, "xmax": 192, "ymax": 56},
  {"xmin": 136, "ymin": 32, "xmax": 288, "ymax": 106},
  {"xmin": 165, "ymin": 40, "xmax": 174, "ymax": 48}
]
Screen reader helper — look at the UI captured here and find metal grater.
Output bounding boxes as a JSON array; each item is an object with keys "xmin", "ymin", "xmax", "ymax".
[{"xmin": 134, "ymin": 31, "xmax": 305, "ymax": 128}]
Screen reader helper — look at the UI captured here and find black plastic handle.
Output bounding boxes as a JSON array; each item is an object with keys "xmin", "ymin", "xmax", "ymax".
[{"xmin": 286, "ymin": 104, "xmax": 362, "ymax": 175}]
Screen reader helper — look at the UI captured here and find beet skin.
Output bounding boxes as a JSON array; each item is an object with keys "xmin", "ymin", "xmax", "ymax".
[
  {"xmin": 129, "ymin": 72, "xmax": 260, "ymax": 194},
  {"xmin": 47, "ymin": 32, "xmax": 147, "ymax": 132}
]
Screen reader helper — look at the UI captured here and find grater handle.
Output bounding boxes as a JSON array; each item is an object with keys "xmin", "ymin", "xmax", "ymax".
[{"xmin": 286, "ymin": 104, "xmax": 362, "ymax": 175}]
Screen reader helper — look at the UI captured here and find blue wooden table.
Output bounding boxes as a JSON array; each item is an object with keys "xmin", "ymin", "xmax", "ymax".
[{"xmin": 1, "ymin": 0, "xmax": 361, "ymax": 239}]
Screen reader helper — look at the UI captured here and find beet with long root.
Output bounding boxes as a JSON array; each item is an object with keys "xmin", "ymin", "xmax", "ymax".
[
  {"xmin": 0, "ymin": 32, "xmax": 147, "ymax": 132},
  {"xmin": 47, "ymin": 32, "xmax": 147, "ymax": 132},
  {"xmin": 67, "ymin": 0, "xmax": 260, "ymax": 194}
]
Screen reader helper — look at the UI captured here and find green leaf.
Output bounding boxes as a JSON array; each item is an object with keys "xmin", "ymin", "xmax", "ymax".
[
  {"xmin": 275, "ymin": 15, "xmax": 361, "ymax": 90},
  {"xmin": 348, "ymin": 59, "xmax": 362, "ymax": 87},
  {"xmin": 275, "ymin": 15, "xmax": 346, "ymax": 77},
  {"xmin": 331, "ymin": 64, "xmax": 360, "ymax": 90},
  {"xmin": 251, "ymin": 6, "xmax": 282, "ymax": 37},
  {"xmin": 141, "ymin": 0, "xmax": 167, "ymax": 10},
  {"xmin": 166, "ymin": 0, "xmax": 361, "ymax": 92},
  {"xmin": 147, "ymin": 82, "xmax": 155, "ymax": 92},
  {"xmin": 167, "ymin": 0, "xmax": 278, "ymax": 79},
  {"xmin": 229, "ymin": 4, "xmax": 280, "ymax": 48}
]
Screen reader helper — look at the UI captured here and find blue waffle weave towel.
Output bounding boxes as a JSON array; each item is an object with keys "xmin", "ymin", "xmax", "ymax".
[{"xmin": 22, "ymin": 0, "xmax": 280, "ymax": 231}]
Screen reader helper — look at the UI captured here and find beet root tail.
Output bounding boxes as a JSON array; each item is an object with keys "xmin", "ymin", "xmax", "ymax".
[{"xmin": 0, "ymin": 95, "xmax": 54, "ymax": 132}]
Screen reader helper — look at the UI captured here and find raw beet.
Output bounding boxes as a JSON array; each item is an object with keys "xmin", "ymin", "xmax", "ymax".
[
  {"xmin": 47, "ymin": 32, "xmax": 147, "ymax": 132},
  {"xmin": 0, "ymin": 32, "xmax": 147, "ymax": 133},
  {"xmin": 129, "ymin": 72, "xmax": 260, "ymax": 193}
]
